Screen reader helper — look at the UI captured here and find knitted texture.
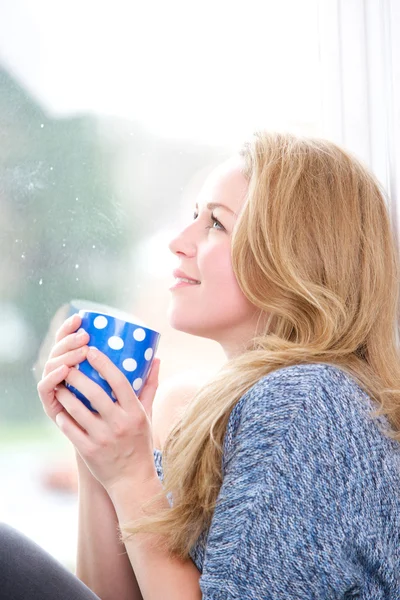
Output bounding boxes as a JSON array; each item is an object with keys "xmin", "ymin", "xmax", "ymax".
[{"xmin": 153, "ymin": 363, "xmax": 400, "ymax": 599}]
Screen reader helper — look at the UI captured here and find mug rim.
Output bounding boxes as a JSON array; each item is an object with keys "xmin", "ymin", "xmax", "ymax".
[{"xmin": 78, "ymin": 309, "xmax": 160, "ymax": 336}]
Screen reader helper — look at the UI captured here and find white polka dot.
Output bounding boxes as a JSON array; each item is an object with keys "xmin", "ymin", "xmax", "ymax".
[
  {"xmin": 108, "ymin": 336, "xmax": 124, "ymax": 350},
  {"xmin": 133, "ymin": 328, "xmax": 146, "ymax": 342},
  {"xmin": 111, "ymin": 391, "xmax": 116, "ymax": 399},
  {"xmin": 123, "ymin": 358, "xmax": 137, "ymax": 372},
  {"xmin": 144, "ymin": 348, "xmax": 153, "ymax": 361},
  {"xmin": 94, "ymin": 315, "xmax": 108, "ymax": 329},
  {"xmin": 132, "ymin": 378, "xmax": 143, "ymax": 391}
]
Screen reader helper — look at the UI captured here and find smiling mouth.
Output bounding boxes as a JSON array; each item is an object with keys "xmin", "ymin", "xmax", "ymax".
[
  {"xmin": 176, "ymin": 277, "xmax": 201, "ymax": 284},
  {"xmin": 170, "ymin": 279, "xmax": 201, "ymax": 290}
]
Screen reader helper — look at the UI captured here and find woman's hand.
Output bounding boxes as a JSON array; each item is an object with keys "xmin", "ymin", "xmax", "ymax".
[
  {"xmin": 37, "ymin": 314, "xmax": 160, "ymax": 494},
  {"xmin": 37, "ymin": 313, "xmax": 90, "ymax": 421}
]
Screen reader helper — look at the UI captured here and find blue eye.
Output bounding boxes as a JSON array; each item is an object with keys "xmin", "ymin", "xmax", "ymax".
[
  {"xmin": 210, "ymin": 214, "xmax": 225, "ymax": 231},
  {"xmin": 193, "ymin": 211, "xmax": 225, "ymax": 231}
]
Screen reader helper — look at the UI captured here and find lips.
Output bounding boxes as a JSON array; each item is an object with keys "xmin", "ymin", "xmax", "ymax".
[{"xmin": 172, "ymin": 268, "xmax": 201, "ymax": 283}]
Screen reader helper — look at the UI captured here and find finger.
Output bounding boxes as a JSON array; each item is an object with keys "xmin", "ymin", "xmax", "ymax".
[
  {"xmin": 50, "ymin": 329, "xmax": 90, "ymax": 362},
  {"xmin": 64, "ymin": 365, "xmax": 123, "ymax": 420},
  {"xmin": 138, "ymin": 358, "xmax": 160, "ymax": 421},
  {"xmin": 42, "ymin": 345, "xmax": 89, "ymax": 378},
  {"xmin": 84, "ymin": 349, "xmax": 138, "ymax": 413},
  {"xmin": 53, "ymin": 396, "xmax": 94, "ymax": 454},
  {"xmin": 37, "ymin": 364, "xmax": 71, "ymax": 420},
  {"xmin": 55, "ymin": 382, "xmax": 103, "ymax": 436},
  {"xmin": 55, "ymin": 313, "xmax": 82, "ymax": 343}
]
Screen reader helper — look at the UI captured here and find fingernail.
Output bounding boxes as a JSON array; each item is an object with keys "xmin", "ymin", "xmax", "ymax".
[{"xmin": 88, "ymin": 347, "xmax": 98, "ymax": 359}]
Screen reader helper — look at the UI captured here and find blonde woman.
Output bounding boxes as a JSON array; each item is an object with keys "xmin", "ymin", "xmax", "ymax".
[{"xmin": 2, "ymin": 131, "xmax": 400, "ymax": 599}]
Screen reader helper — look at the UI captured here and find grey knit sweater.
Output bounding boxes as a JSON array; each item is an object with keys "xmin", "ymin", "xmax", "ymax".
[{"xmin": 153, "ymin": 363, "xmax": 400, "ymax": 599}]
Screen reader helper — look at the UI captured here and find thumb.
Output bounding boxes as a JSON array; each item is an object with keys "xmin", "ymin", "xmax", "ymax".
[{"xmin": 138, "ymin": 357, "xmax": 161, "ymax": 421}]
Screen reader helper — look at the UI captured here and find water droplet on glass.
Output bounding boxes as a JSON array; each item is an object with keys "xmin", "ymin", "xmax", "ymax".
[
  {"xmin": 75, "ymin": 264, "xmax": 79, "ymax": 269},
  {"xmin": 75, "ymin": 197, "xmax": 79, "ymax": 201},
  {"xmin": 21, "ymin": 253, "xmax": 25, "ymax": 259},
  {"xmin": 50, "ymin": 166, "xmax": 53, "ymax": 171},
  {"xmin": 62, "ymin": 243, "xmax": 66, "ymax": 247},
  {"xmin": 39, "ymin": 278, "xmax": 43, "ymax": 285},
  {"xmin": 76, "ymin": 277, "xmax": 79, "ymax": 281},
  {"xmin": 92, "ymin": 245, "xmax": 96, "ymax": 249},
  {"xmin": 40, "ymin": 124, "xmax": 44, "ymax": 128}
]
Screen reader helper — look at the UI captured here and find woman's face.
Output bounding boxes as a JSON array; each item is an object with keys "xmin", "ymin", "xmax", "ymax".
[{"xmin": 168, "ymin": 156, "xmax": 263, "ymax": 358}]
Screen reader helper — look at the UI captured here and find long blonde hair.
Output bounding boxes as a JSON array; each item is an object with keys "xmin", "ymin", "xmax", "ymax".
[{"xmin": 121, "ymin": 131, "xmax": 400, "ymax": 559}]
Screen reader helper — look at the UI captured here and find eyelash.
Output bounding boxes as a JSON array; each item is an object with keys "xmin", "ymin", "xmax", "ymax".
[{"xmin": 193, "ymin": 211, "xmax": 225, "ymax": 231}]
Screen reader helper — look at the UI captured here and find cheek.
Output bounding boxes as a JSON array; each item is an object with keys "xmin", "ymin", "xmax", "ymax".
[
  {"xmin": 202, "ymin": 244, "xmax": 250, "ymax": 306},
  {"xmin": 201, "ymin": 242, "xmax": 232, "ymax": 284}
]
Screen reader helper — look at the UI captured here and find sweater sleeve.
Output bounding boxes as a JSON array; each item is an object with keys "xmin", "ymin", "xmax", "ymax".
[{"xmin": 199, "ymin": 366, "xmax": 363, "ymax": 600}]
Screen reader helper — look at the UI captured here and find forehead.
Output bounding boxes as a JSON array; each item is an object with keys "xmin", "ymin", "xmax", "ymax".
[{"xmin": 197, "ymin": 156, "xmax": 248, "ymax": 216}]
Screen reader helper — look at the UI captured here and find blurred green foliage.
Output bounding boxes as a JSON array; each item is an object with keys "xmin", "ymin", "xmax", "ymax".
[{"xmin": 0, "ymin": 68, "xmax": 134, "ymax": 421}]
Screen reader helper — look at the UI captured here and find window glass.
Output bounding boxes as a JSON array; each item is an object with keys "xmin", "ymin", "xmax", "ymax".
[{"xmin": 0, "ymin": 0, "xmax": 331, "ymax": 570}]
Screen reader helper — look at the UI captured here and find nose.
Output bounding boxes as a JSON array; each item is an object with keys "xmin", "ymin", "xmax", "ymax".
[{"xmin": 168, "ymin": 226, "xmax": 197, "ymax": 257}]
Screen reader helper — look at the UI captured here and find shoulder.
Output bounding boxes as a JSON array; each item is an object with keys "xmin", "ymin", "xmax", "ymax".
[
  {"xmin": 229, "ymin": 362, "xmax": 349, "ymax": 422},
  {"xmin": 233, "ymin": 361, "xmax": 367, "ymax": 421},
  {"xmin": 222, "ymin": 362, "xmax": 368, "ymax": 462},
  {"xmin": 247, "ymin": 361, "xmax": 355, "ymax": 396}
]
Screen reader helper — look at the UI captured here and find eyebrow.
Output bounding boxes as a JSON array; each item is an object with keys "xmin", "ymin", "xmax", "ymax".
[{"xmin": 195, "ymin": 202, "xmax": 237, "ymax": 217}]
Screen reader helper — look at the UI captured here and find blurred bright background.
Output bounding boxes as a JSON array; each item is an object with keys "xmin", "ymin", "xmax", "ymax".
[{"xmin": 0, "ymin": 0, "xmax": 399, "ymax": 571}]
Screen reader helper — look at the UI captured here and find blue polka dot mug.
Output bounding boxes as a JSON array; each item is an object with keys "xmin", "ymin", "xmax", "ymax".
[{"xmin": 64, "ymin": 308, "xmax": 161, "ymax": 412}]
